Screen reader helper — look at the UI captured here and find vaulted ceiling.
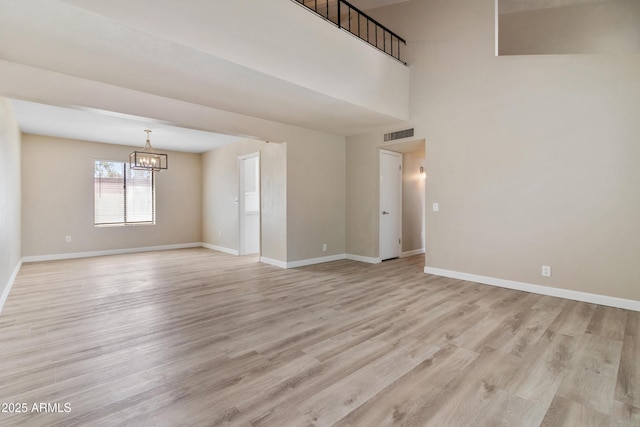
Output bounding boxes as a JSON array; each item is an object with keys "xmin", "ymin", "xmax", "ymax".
[{"xmin": 0, "ymin": 0, "xmax": 409, "ymax": 152}]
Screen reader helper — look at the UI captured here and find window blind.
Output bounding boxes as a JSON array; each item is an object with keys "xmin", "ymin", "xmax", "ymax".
[{"xmin": 94, "ymin": 160, "xmax": 154, "ymax": 225}]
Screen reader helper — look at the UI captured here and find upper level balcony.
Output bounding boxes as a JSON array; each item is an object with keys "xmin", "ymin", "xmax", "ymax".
[{"xmin": 293, "ymin": 0, "xmax": 407, "ymax": 65}]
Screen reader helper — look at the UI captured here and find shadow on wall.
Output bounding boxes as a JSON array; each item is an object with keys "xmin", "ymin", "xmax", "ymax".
[{"xmin": 498, "ymin": 0, "xmax": 640, "ymax": 55}]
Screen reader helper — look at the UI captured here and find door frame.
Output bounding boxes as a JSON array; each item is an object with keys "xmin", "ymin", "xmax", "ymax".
[
  {"xmin": 238, "ymin": 152, "xmax": 261, "ymax": 256},
  {"xmin": 379, "ymin": 149, "xmax": 402, "ymax": 261}
]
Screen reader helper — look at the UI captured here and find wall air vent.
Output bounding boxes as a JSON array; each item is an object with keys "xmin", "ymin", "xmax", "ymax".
[{"xmin": 384, "ymin": 128, "xmax": 414, "ymax": 142}]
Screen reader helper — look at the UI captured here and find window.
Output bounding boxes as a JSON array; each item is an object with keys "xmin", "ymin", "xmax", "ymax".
[{"xmin": 94, "ymin": 160, "xmax": 155, "ymax": 225}]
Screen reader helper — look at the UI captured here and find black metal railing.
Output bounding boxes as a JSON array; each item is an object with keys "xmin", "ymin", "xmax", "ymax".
[{"xmin": 293, "ymin": 0, "xmax": 407, "ymax": 65}]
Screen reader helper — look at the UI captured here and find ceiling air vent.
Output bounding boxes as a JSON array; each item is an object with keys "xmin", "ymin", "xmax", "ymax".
[{"xmin": 384, "ymin": 128, "xmax": 414, "ymax": 142}]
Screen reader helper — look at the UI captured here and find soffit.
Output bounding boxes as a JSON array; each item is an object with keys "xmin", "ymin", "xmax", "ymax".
[{"xmin": 11, "ymin": 99, "xmax": 242, "ymax": 153}]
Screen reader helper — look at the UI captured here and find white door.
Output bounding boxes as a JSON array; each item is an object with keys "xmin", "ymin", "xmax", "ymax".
[
  {"xmin": 379, "ymin": 150, "xmax": 402, "ymax": 260},
  {"xmin": 239, "ymin": 153, "xmax": 260, "ymax": 255}
]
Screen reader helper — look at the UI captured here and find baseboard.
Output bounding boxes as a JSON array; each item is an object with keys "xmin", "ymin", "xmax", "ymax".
[
  {"xmin": 401, "ymin": 248, "xmax": 425, "ymax": 258},
  {"xmin": 345, "ymin": 254, "xmax": 382, "ymax": 264},
  {"xmin": 424, "ymin": 266, "xmax": 640, "ymax": 312},
  {"xmin": 260, "ymin": 253, "xmax": 386, "ymax": 269},
  {"xmin": 259, "ymin": 257, "xmax": 288, "ymax": 269},
  {"xmin": 22, "ymin": 243, "xmax": 203, "ymax": 263},
  {"xmin": 286, "ymin": 254, "xmax": 346, "ymax": 269},
  {"xmin": 201, "ymin": 243, "xmax": 239, "ymax": 256},
  {"xmin": 0, "ymin": 259, "xmax": 23, "ymax": 314}
]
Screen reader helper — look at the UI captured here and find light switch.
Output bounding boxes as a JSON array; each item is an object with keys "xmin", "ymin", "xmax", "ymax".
[{"xmin": 432, "ymin": 203, "xmax": 439, "ymax": 212}]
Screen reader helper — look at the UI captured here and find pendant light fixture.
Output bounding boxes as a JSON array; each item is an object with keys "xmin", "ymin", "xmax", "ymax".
[{"xmin": 130, "ymin": 130, "xmax": 168, "ymax": 172}]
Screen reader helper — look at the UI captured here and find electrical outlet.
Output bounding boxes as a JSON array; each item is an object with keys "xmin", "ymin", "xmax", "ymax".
[
  {"xmin": 322, "ymin": 243, "xmax": 327, "ymax": 252},
  {"xmin": 541, "ymin": 265, "xmax": 551, "ymax": 277},
  {"xmin": 65, "ymin": 235, "xmax": 72, "ymax": 243}
]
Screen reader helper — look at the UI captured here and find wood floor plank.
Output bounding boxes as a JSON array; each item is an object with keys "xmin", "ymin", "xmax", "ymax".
[
  {"xmin": 0, "ymin": 248, "xmax": 637, "ymax": 426},
  {"xmin": 615, "ymin": 310, "xmax": 640, "ymax": 408},
  {"xmin": 547, "ymin": 300, "xmax": 597, "ymax": 337},
  {"xmin": 541, "ymin": 395, "xmax": 610, "ymax": 427},
  {"xmin": 611, "ymin": 400, "xmax": 640, "ymax": 426},
  {"xmin": 587, "ymin": 305, "xmax": 628, "ymax": 340},
  {"xmin": 237, "ymin": 338, "xmax": 395, "ymax": 426},
  {"xmin": 332, "ymin": 344, "xmax": 479, "ymax": 426},
  {"xmin": 286, "ymin": 340, "xmax": 440, "ymax": 427},
  {"xmin": 403, "ymin": 344, "xmax": 538, "ymax": 426},
  {"xmin": 557, "ymin": 334, "xmax": 623, "ymax": 414},
  {"xmin": 502, "ymin": 330, "xmax": 579, "ymax": 423}
]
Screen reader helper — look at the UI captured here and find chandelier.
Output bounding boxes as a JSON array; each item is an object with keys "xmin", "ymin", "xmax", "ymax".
[{"xmin": 129, "ymin": 130, "xmax": 168, "ymax": 172}]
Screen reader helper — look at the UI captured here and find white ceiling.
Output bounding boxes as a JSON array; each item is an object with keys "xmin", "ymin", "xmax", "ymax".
[
  {"xmin": 0, "ymin": 0, "xmax": 408, "ymax": 151},
  {"xmin": 10, "ymin": 99, "xmax": 241, "ymax": 153}
]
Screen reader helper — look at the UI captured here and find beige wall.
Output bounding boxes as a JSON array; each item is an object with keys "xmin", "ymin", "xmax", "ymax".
[
  {"xmin": 499, "ymin": 0, "xmax": 640, "ymax": 55},
  {"xmin": 202, "ymin": 130, "xmax": 344, "ymax": 264},
  {"xmin": 0, "ymin": 98, "xmax": 21, "ymax": 305},
  {"xmin": 346, "ymin": 132, "xmax": 425, "ymax": 259},
  {"xmin": 20, "ymin": 126, "xmax": 342, "ymax": 266},
  {"xmin": 402, "ymin": 152, "xmax": 425, "ymax": 253},
  {"xmin": 287, "ymin": 133, "xmax": 346, "ymax": 262},
  {"xmin": 346, "ymin": 131, "xmax": 380, "ymax": 258},
  {"xmin": 367, "ymin": 0, "xmax": 640, "ymax": 301},
  {"xmin": 201, "ymin": 139, "xmax": 287, "ymax": 262},
  {"xmin": 21, "ymin": 134, "xmax": 202, "ymax": 257}
]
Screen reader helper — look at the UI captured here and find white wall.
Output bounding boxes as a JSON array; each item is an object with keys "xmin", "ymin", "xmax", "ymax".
[
  {"xmin": 0, "ymin": 98, "xmax": 21, "ymax": 311},
  {"xmin": 21, "ymin": 134, "xmax": 202, "ymax": 258},
  {"xmin": 367, "ymin": 0, "xmax": 640, "ymax": 302}
]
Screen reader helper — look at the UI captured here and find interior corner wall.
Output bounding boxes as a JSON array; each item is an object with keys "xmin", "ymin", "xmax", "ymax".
[
  {"xmin": 201, "ymin": 139, "xmax": 287, "ymax": 262},
  {"xmin": 21, "ymin": 134, "xmax": 202, "ymax": 257},
  {"xmin": 0, "ymin": 98, "xmax": 21, "ymax": 309},
  {"xmin": 371, "ymin": 0, "xmax": 640, "ymax": 301},
  {"xmin": 286, "ymin": 133, "xmax": 346, "ymax": 262}
]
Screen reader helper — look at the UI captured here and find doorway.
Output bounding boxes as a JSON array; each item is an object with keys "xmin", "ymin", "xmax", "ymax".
[
  {"xmin": 239, "ymin": 152, "xmax": 260, "ymax": 256},
  {"xmin": 379, "ymin": 149, "xmax": 402, "ymax": 261}
]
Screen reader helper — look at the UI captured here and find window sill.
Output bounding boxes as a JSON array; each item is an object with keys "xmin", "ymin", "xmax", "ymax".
[{"xmin": 94, "ymin": 222, "xmax": 156, "ymax": 228}]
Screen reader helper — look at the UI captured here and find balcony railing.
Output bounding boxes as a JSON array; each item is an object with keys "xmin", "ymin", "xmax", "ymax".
[{"xmin": 293, "ymin": 0, "xmax": 407, "ymax": 65}]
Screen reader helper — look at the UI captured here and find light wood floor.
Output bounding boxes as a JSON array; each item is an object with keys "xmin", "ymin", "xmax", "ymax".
[{"xmin": 0, "ymin": 248, "xmax": 638, "ymax": 426}]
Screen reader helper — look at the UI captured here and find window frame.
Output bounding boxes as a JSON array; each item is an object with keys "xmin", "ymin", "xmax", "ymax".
[{"xmin": 93, "ymin": 160, "xmax": 156, "ymax": 226}]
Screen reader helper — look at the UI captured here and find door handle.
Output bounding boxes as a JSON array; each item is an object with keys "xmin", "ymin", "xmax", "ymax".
[{"xmin": 382, "ymin": 211, "xmax": 390, "ymax": 215}]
